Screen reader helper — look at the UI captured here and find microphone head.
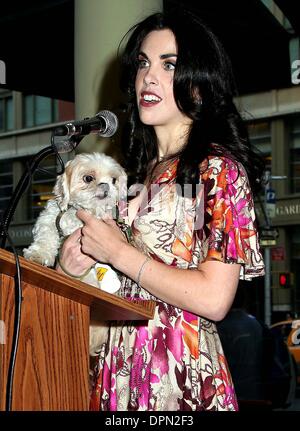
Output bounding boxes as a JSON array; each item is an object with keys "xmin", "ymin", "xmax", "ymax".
[{"xmin": 96, "ymin": 110, "xmax": 118, "ymax": 138}]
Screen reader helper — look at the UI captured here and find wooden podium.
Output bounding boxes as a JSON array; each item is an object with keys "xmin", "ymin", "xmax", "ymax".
[{"xmin": 0, "ymin": 248, "xmax": 155, "ymax": 411}]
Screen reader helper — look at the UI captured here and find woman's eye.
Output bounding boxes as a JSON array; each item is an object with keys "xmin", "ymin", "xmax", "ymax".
[
  {"xmin": 163, "ymin": 61, "xmax": 176, "ymax": 71},
  {"xmin": 138, "ymin": 58, "xmax": 149, "ymax": 68},
  {"xmin": 83, "ymin": 175, "xmax": 94, "ymax": 183}
]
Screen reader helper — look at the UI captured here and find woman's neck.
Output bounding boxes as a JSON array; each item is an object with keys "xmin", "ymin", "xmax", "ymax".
[{"xmin": 154, "ymin": 122, "xmax": 191, "ymax": 158}]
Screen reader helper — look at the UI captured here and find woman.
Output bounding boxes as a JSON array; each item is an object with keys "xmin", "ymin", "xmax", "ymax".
[{"xmin": 58, "ymin": 11, "xmax": 265, "ymax": 411}]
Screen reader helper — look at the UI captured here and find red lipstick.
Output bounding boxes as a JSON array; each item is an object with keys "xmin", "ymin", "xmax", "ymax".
[{"xmin": 140, "ymin": 91, "xmax": 162, "ymax": 107}]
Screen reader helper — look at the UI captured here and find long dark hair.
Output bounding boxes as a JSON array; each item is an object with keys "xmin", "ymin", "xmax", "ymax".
[{"xmin": 119, "ymin": 10, "xmax": 264, "ymax": 195}]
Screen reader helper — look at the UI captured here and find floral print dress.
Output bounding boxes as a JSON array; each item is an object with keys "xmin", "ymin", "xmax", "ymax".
[{"xmin": 90, "ymin": 156, "xmax": 265, "ymax": 411}]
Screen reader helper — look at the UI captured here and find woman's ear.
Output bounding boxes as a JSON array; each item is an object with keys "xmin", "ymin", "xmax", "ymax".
[{"xmin": 53, "ymin": 163, "xmax": 72, "ymax": 211}]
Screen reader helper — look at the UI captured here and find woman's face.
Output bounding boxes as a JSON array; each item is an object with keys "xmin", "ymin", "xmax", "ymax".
[{"xmin": 135, "ymin": 29, "xmax": 191, "ymax": 133}]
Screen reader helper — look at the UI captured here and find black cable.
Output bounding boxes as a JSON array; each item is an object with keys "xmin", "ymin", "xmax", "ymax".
[
  {"xmin": 51, "ymin": 134, "xmax": 66, "ymax": 176},
  {"xmin": 30, "ymin": 159, "xmax": 65, "ymax": 189},
  {"xmin": 0, "ymin": 143, "xmax": 66, "ymax": 410},
  {"xmin": 3, "ymin": 229, "xmax": 22, "ymax": 411},
  {"xmin": 0, "ymin": 145, "xmax": 56, "ymax": 248},
  {"xmin": 30, "ymin": 140, "xmax": 66, "ymax": 182},
  {"xmin": 34, "ymin": 167, "xmax": 56, "ymax": 177}
]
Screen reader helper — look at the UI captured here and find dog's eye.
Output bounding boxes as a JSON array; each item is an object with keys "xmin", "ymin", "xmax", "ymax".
[
  {"xmin": 112, "ymin": 177, "xmax": 117, "ymax": 185},
  {"xmin": 83, "ymin": 175, "xmax": 95, "ymax": 183}
]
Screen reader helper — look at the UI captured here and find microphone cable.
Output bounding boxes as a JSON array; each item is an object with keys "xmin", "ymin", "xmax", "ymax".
[
  {"xmin": 3, "ymin": 228, "xmax": 22, "ymax": 412},
  {"xmin": 2, "ymin": 150, "xmax": 66, "ymax": 411},
  {"xmin": 0, "ymin": 114, "xmax": 116, "ymax": 408}
]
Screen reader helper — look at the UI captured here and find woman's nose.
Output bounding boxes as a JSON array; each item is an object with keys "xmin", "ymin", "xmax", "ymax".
[{"xmin": 143, "ymin": 66, "xmax": 158, "ymax": 86}]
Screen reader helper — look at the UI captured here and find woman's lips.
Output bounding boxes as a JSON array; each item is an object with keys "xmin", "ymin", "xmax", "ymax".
[{"xmin": 140, "ymin": 91, "xmax": 162, "ymax": 107}]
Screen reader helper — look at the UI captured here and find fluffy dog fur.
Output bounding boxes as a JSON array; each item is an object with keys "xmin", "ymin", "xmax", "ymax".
[{"xmin": 23, "ymin": 152, "xmax": 127, "ymax": 356}]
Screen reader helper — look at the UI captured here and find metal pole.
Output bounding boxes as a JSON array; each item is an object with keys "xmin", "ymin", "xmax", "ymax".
[
  {"xmin": 264, "ymin": 171, "xmax": 271, "ymax": 326},
  {"xmin": 263, "ymin": 173, "xmax": 286, "ymax": 326},
  {"xmin": 264, "ymin": 247, "xmax": 271, "ymax": 326}
]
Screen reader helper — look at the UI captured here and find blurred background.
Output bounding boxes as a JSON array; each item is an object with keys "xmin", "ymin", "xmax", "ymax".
[{"xmin": 0, "ymin": 0, "xmax": 300, "ymax": 410}]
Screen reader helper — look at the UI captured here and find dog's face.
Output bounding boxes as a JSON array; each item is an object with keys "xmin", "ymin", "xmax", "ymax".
[{"xmin": 53, "ymin": 153, "xmax": 127, "ymax": 212}]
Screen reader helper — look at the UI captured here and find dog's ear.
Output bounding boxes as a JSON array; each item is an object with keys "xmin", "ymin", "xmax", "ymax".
[{"xmin": 53, "ymin": 163, "xmax": 72, "ymax": 211}]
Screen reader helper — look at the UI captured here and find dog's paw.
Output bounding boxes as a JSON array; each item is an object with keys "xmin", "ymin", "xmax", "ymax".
[{"xmin": 23, "ymin": 247, "xmax": 55, "ymax": 267}]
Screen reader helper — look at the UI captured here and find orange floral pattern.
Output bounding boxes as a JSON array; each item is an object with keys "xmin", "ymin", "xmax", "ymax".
[{"xmin": 90, "ymin": 156, "xmax": 264, "ymax": 411}]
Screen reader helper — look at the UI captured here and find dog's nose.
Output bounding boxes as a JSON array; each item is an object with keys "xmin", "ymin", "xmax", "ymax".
[{"xmin": 97, "ymin": 182, "xmax": 109, "ymax": 199}]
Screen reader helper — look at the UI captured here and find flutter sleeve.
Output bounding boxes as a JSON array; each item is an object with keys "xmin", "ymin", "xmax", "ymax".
[{"xmin": 198, "ymin": 156, "xmax": 265, "ymax": 280}]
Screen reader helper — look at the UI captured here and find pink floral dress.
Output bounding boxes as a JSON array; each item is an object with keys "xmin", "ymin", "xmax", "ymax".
[{"xmin": 90, "ymin": 156, "xmax": 265, "ymax": 411}]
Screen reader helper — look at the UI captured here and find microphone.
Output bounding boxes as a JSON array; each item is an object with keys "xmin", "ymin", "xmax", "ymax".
[{"xmin": 53, "ymin": 110, "xmax": 118, "ymax": 139}]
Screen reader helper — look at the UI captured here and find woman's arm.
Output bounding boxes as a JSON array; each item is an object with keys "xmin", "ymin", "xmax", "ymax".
[
  {"xmin": 77, "ymin": 210, "xmax": 240, "ymax": 321},
  {"xmin": 116, "ymin": 242, "xmax": 239, "ymax": 321}
]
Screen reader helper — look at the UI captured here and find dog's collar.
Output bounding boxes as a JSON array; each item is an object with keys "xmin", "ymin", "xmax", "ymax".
[
  {"xmin": 55, "ymin": 203, "xmax": 133, "ymax": 243},
  {"xmin": 56, "ymin": 210, "xmax": 66, "ymax": 238},
  {"xmin": 55, "ymin": 204, "xmax": 83, "ymax": 238}
]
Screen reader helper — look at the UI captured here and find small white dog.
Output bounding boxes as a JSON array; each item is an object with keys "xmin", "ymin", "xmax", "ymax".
[{"xmin": 23, "ymin": 152, "xmax": 127, "ymax": 356}]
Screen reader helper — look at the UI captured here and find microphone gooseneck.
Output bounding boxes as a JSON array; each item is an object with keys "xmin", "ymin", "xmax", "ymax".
[
  {"xmin": 51, "ymin": 110, "xmax": 119, "ymax": 154},
  {"xmin": 53, "ymin": 110, "xmax": 118, "ymax": 138}
]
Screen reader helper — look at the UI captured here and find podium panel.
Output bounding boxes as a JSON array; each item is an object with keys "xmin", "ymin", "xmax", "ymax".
[
  {"xmin": 0, "ymin": 274, "xmax": 90, "ymax": 410},
  {"xmin": 0, "ymin": 248, "xmax": 155, "ymax": 411}
]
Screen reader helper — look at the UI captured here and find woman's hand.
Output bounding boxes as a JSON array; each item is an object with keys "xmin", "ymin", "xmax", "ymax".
[
  {"xmin": 57, "ymin": 227, "xmax": 96, "ymax": 276},
  {"xmin": 76, "ymin": 210, "xmax": 129, "ymax": 266}
]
